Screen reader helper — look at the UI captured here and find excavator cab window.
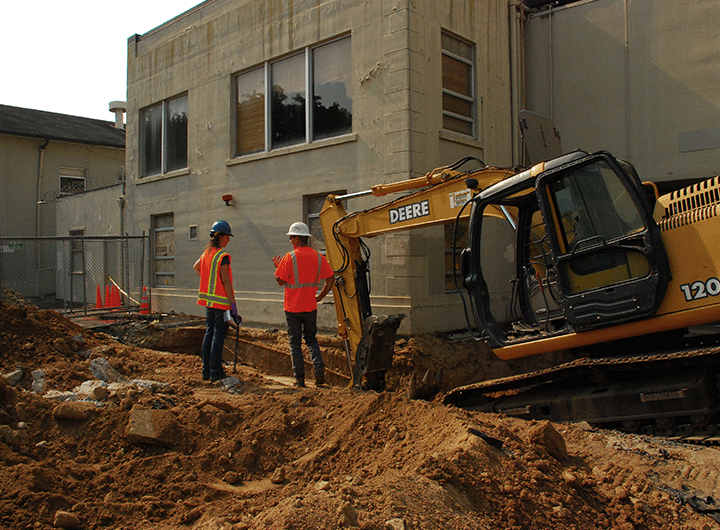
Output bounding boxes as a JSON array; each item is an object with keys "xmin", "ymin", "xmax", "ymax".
[
  {"xmin": 536, "ymin": 153, "xmax": 669, "ymax": 330},
  {"xmin": 463, "ymin": 151, "xmax": 670, "ymax": 347}
]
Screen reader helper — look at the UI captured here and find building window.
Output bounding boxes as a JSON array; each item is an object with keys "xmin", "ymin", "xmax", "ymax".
[
  {"xmin": 153, "ymin": 213, "xmax": 175, "ymax": 287},
  {"xmin": 441, "ymin": 32, "xmax": 475, "ymax": 137},
  {"xmin": 235, "ymin": 36, "xmax": 352, "ymax": 156},
  {"xmin": 141, "ymin": 94, "xmax": 188, "ymax": 177},
  {"xmin": 305, "ymin": 191, "xmax": 346, "ymax": 253},
  {"xmin": 59, "ymin": 168, "xmax": 86, "ymax": 196},
  {"xmin": 312, "ymin": 38, "xmax": 352, "ymax": 141},
  {"xmin": 235, "ymin": 67, "xmax": 265, "ymax": 155}
]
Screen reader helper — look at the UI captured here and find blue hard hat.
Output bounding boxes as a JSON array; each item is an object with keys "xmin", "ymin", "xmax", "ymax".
[{"xmin": 210, "ymin": 220, "xmax": 233, "ymax": 236}]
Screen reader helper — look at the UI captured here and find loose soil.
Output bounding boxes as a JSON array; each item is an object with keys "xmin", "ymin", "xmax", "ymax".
[{"xmin": 2, "ymin": 301, "xmax": 720, "ymax": 530}]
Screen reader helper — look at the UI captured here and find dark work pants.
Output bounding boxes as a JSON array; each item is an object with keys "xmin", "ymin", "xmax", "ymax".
[
  {"xmin": 201, "ymin": 307, "xmax": 229, "ymax": 378},
  {"xmin": 285, "ymin": 310, "xmax": 324, "ymax": 380}
]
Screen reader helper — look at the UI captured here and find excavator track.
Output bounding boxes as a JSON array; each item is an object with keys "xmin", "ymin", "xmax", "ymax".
[{"xmin": 444, "ymin": 341, "xmax": 720, "ymax": 444}]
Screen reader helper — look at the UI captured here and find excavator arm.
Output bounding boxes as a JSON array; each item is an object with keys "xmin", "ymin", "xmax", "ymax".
[{"xmin": 319, "ymin": 159, "xmax": 517, "ymax": 389}]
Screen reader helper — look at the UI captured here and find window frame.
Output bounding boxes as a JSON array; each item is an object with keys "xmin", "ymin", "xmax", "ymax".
[
  {"xmin": 234, "ymin": 35, "xmax": 352, "ymax": 157},
  {"xmin": 152, "ymin": 213, "xmax": 175, "ymax": 287},
  {"xmin": 59, "ymin": 170, "xmax": 86, "ymax": 196},
  {"xmin": 441, "ymin": 31, "xmax": 476, "ymax": 138},
  {"xmin": 304, "ymin": 190, "xmax": 346, "ymax": 253},
  {"xmin": 140, "ymin": 94, "xmax": 188, "ymax": 178}
]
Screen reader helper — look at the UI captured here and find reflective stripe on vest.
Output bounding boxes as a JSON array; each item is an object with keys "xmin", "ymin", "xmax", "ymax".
[
  {"xmin": 286, "ymin": 249, "xmax": 322, "ymax": 289},
  {"xmin": 198, "ymin": 249, "xmax": 231, "ymax": 306}
]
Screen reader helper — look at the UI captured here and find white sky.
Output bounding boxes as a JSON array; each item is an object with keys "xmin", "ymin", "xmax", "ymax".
[{"xmin": 1, "ymin": 1, "xmax": 203, "ymax": 121}]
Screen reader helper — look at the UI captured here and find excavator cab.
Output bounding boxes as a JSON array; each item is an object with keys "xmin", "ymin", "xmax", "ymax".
[{"xmin": 462, "ymin": 151, "xmax": 671, "ymax": 349}]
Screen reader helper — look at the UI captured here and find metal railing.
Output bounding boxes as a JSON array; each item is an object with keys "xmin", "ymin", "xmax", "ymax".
[{"xmin": 0, "ymin": 236, "xmax": 149, "ymax": 316}]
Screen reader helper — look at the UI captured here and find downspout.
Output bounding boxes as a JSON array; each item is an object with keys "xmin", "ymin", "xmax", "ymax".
[
  {"xmin": 35, "ymin": 139, "xmax": 49, "ymax": 237},
  {"xmin": 406, "ymin": 2, "xmax": 413, "ymax": 178},
  {"xmin": 119, "ymin": 166, "xmax": 126, "ymax": 236},
  {"xmin": 509, "ymin": 0, "xmax": 527, "ymax": 166},
  {"xmin": 549, "ymin": 4, "xmax": 554, "ymax": 123},
  {"xmin": 623, "ymin": 0, "xmax": 632, "ymax": 161}
]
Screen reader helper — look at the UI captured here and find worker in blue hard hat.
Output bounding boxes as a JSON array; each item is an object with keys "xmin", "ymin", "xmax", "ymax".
[{"xmin": 193, "ymin": 220, "xmax": 238, "ymax": 382}]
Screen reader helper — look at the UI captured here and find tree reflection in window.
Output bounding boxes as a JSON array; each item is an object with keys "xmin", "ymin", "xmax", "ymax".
[{"xmin": 235, "ymin": 36, "xmax": 352, "ymax": 155}]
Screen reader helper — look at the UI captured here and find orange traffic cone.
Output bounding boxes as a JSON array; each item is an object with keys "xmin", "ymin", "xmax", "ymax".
[
  {"xmin": 140, "ymin": 287, "xmax": 150, "ymax": 314},
  {"xmin": 95, "ymin": 285, "xmax": 103, "ymax": 308},
  {"xmin": 112, "ymin": 286, "xmax": 121, "ymax": 308},
  {"xmin": 105, "ymin": 285, "xmax": 111, "ymax": 308}
]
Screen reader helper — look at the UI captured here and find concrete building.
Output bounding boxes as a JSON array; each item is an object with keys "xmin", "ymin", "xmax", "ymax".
[
  {"xmin": 0, "ymin": 104, "xmax": 126, "ymax": 239},
  {"xmin": 123, "ymin": 0, "xmax": 520, "ymax": 333},
  {"xmin": 524, "ymin": 0, "xmax": 720, "ymax": 186},
  {"xmin": 118, "ymin": 0, "xmax": 720, "ymax": 334}
]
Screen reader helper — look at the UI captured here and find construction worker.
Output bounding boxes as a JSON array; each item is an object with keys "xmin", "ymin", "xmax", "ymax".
[
  {"xmin": 272, "ymin": 222, "xmax": 334, "ymax": 387},
  {"xmin": 194, "ymin": 220, "xmax": 238, "ymax": 382}
]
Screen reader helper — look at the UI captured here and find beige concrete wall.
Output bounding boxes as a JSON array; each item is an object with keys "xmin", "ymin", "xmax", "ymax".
[
  {"xmin": 525, "ymin": 0, "xmax": 720, "ymax": 183},
  {"xmin": 124, "ymin": 0, "xmax": 514, "ymax": 333},
  {"xmin": 55, "ymin": 184, "xmax": 125, "ymax": 237},
  {"xmin": 0, "ymin": 133, "xmax": 124, "ymax": 238}
]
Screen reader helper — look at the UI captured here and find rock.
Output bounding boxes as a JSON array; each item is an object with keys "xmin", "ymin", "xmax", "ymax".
[
  {"xmin": 316, "ymin": 480, "xmax": 331, "ymax": 491},
  {"xmin": 234, "ymin": 447, "xmax": 256, "ymax": 467},
  {"xmin": 337, "ymin": 502, "xmax": 359, "ymax": 527},
  {"xmin": 527, "ymin": 421, "xmax": 568, "ymax": 461},
  {"xmin": 125, "ymin": 405, "xmax": 181, "ymax": 446},
  {"xmin": 270, "ymin": 466, "xmax": 285, "ymax": 484},
  {"xmin": 52, "ymin": 338, "xmax": 73, "ymax": 355},
  {"xmin": 69, "ymin": 334, "xmax": 85, "ymax": 352},
  {"xmin": 89, "ymin": 358, "xmax": 128, "ymax": 383},
  {"xmin": 31, "ymin": 369, "xmax": 46, "ymax": 393},
  {"xmin": 3, "ymin": 368, "xmax": 23, "ymax": 386},
  {"xmin": 52, "ymin": 401, "xmax": 97, "ymax": 420},
  {"xmin": 615, "ymin": 486, "xmax": 630, "ymax": 502},
  {"xmin": 53, "ymin": 510, "xmax": 81, "ymax": 529},
  {"xmin": 385, "ymin": 518, "xmax": 406, "ymax": 530},
  {"xmin": 562, "ymin": 471, "xmax": 580, "ymax": 487},
  {"xmin": 130, "ymin": 379, "xmax": 166, "ymax": 392},
  {"xmin": 93, "ymin": 386, "xmax": 110, "ymax": 401},
  {"xmin": 44, "ymin": 390, "xmax": 79, "ymax": 402},
  {"xmin": 224, "ymin": 471, "xmax": 241, "ymax": 484}
]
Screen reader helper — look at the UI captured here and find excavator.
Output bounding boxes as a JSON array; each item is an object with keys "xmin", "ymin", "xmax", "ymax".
[{"xmin": 319, "ymin": 142, "xmax": 720, "ymax": 435}]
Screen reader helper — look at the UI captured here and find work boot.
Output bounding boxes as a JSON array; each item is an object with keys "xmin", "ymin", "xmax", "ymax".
[
  {"xmin": 315, "ymin": 373, "xmax": 325, "ymax": 386},
  {"xmin": 294, "ymin": 377, "xmax": 305, "ymax": 388}
]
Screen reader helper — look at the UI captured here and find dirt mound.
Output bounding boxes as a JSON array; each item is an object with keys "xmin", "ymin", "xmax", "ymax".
[{"xmin": 1, "ymin": 301, "xmax": 720, "ymax": 529}]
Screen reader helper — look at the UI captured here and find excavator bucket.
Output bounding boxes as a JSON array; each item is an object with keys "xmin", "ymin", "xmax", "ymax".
[{"xmin": 352, "ymin": 314, "xmax": 404, "ymax": 391}]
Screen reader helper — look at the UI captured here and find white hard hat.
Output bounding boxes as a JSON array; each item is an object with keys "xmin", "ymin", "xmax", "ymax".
[{"xmin": 286, "ymin": 222, "xmax": 312, "ymax": 237}]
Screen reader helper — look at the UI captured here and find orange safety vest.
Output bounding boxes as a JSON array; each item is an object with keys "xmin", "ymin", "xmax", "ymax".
[
  {"xmin": 197, "ymin": 247, "xmax": 232, "ymax": 309},
  {"xmin": 276, "ymin": 247, "xmax": 332, "ymax": 313}
]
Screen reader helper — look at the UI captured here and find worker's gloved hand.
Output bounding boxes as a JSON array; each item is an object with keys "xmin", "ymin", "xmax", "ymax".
[{"xmin": 231, "ymin": 303, "xmax": 242, "ymax": 326}]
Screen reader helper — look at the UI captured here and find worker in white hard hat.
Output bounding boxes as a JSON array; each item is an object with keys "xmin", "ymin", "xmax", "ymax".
[{"xmin": 272, "ymin": 222, "xmax": 335, "ymax": 387}]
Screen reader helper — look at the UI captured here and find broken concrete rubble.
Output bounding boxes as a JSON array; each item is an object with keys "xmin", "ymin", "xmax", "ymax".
[
  {"xmin": 125, "ymin": 405, "xmax": 181, "ymax": 446},
  {"xmin": 2, "ymin": 368, "xmax": 23, "ymax": 386},
  {"xmin": 88, "ymin": 356, "xmax": 128, "ymax": 383}
]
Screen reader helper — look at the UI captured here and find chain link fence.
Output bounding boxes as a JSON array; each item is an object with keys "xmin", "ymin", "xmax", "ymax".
[{"xmin": 0, "ymin": 236, "xmax": 150, "ymax": 316}]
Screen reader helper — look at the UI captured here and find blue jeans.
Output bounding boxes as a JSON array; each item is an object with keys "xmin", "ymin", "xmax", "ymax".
[
  {"xmin": 201, "ymin": 307, "xmax": 229, "ymax": 378},
  {"xmin": 285, "ymin": 310, "xmax": 324, "ymax": 379}
]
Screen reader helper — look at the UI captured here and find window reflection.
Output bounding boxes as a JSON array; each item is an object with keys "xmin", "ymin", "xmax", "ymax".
[
  {"xmin": 271, "ymin": 53, "xmax": 306, "ymax": 149},
  {"xmin": 313, "ymin": 38, "xmax": 352, "ymax": 140}
]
